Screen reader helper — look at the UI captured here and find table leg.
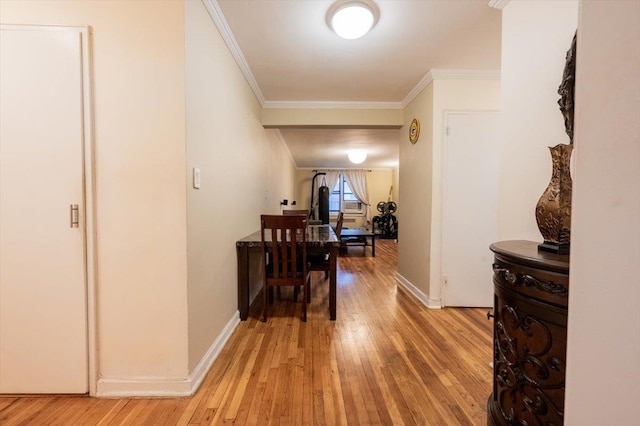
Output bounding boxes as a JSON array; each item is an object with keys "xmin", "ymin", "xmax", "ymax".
[
  {"xmin": 329, "ymin": 243, "xmax": 337, "ymax": 320},
  {"xmin": 237, "ymin": 244, "xmax": 249, "ymax": 320},
  {"xmin": 372, "ymin": 235, "xmax": 376, "ymax": 257}
]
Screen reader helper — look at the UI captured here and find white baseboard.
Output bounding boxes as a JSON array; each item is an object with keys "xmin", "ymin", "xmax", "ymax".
[
  {"xmin": 395, "ymin": 273, "xmax": 442, "ymax": 309},
  {"xmin": 96, "ymin": 312, "xmax": 240, "ymax": 397}
]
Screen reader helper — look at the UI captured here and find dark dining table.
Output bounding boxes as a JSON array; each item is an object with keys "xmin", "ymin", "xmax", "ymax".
[{"xmin": 236, "ymin": 224, "xmax": 340, "ymax": 320}]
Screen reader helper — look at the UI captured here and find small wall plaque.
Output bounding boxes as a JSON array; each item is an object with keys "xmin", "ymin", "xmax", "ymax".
[{"xmin": 409, "ymin": 118, "xmax": 420, "ymax": 144}]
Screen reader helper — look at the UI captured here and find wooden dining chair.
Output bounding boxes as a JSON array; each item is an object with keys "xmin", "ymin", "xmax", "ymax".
[
  {"xmin": 308, "ymin": 212, "xmax": 343, "ymax": 284},
  {"xmin": 283, "ymin": 209, "xmax": 309, "ymax": 217},
  {"xmin": 282, "ymin": 208, "xmax": 312, "ymax": 301},
  {"xmin": 260, "ymin": 214, "xmax": 310, "ymax": 322}
]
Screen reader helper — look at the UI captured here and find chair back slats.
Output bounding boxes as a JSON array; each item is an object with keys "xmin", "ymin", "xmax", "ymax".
[
  {"xmin": 262, "ymin": 216, "xmax": 307, "ymax": 282},
  {"xmin": 260, "ymin": 214, "xmax": 309, "ymax": 321},
  {"xmin": 283, "ymin": 209, "xmax": 310, "ymax": 218}
]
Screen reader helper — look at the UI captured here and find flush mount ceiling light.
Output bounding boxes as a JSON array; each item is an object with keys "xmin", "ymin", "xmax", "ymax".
[
  {"xmin": 348, "ymin": 149, "xmax": 367, "ymax": 164},
  {"xmin": 327, "ymin": 0, "xmax": 380, "ymax": 40}
]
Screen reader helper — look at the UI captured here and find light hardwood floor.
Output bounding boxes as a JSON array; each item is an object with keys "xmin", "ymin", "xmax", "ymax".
[{"xmin": 0, "ymin": 240, "xmax": 493, "ymax": 425}]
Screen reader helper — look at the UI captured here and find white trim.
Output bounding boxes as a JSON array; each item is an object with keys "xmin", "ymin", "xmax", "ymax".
[
  {"xmin": 401, "ymin": 69, "xmax": 501, "ymax": 108},
  {"xmin": 273, "ymin": 129, "xmax": 298, "ymax": 168},
  {"xmin": 186, "ymin": 313, "xmax": 240, "ymax": 395},
  {"xmin": 199, "ymin": 3, "xmax": 501, "ymax": 110},
  {"xmin": 96, "ymin": 312, "xmax": 240, "ymax": 397},
  {"xmin": 401, "ymin": 70, "xmax": 434, "ymax": 108},
  {"xmin": 395, "ymin": 273, "xmax": 442, "ymax": 309},
  {"xmin": 263, "ymin": 101, "xmax": 403, "ymax": 110},
  {"xmin": 79, "ymin": 25, "xmax": 98, "ymax": 398},
  {"xmin": 0, "ymin": 23, "xmax": 99, "ymax": 396},
  {"xmin": 488, "ymin": 0, "xmax": 511, "ymax": 10},
  {"xmin": 202, "ymin": 0, "xmax": 266, "ymax": 106}
]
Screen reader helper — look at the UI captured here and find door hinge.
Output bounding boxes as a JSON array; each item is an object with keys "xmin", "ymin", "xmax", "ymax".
[{"xmin": 446, "ymin": 126, "xmax": 450, "ymax": 136}]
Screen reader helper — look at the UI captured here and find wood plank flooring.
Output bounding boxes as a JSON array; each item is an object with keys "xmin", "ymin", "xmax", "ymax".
[{"xmin": 0, "ymin": 240, "xmax": 493, "ymax": 425}]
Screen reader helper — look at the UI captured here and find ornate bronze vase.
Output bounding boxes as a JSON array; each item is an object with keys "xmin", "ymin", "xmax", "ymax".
[{"xmin": 536, "ymin": 143, "xmax": 572, "ymax": 254}]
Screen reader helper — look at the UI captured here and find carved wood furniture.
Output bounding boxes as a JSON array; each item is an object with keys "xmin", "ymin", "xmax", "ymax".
[{"xmin": 487, "ymin": 240, "xmax": 569, "ymax": 425}]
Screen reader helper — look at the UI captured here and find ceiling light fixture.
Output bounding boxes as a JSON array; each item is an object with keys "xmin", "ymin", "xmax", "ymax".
[
  {"xmin": 348, "ymin": 149, "xmax": 367, "ymax": 164},
  {"xmin": 327, "ymin": 1, "xmax": 379, "ymax": 40}
]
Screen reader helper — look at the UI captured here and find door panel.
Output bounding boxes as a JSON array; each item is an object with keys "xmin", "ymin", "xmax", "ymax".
[
  {"xmin": 442, "ymin": 112, "xmax": 500, "ymax": 307},
  {"xmin": 0, "ymin": 27, "xmax": 88, "ymax": 393}
]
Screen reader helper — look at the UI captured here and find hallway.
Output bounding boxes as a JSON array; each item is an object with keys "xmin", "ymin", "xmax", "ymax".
[{"xmin": 0, "ymin": 240, "xmax": 493, "ymax": 425}]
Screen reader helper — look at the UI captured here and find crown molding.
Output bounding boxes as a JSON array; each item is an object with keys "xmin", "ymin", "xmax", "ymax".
[
  {"xmin": 203, "ymin": 1, "xmax": 500, "ymax": 112},
  {"xmin": 203, "ymin": 0, "xmax": 266, "ymax": 106},
  {"xmin": 401, "ymin": 70, "xmax": 434, "ymax": 108},
  {"xmin": 401, "ymin": 69, "xmax": 501, "ymax": 108},
  {"xmin": 488, "ymin": 0, "xmax": 511, "ymax": 10}
]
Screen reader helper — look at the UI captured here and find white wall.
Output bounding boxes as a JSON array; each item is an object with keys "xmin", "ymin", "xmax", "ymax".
[
  {"xmin": 565, "ymin": 1, "xmax": 640, "ymax": 423},
  {"xmin": 498, "ymin": 0, "xmax": 579, "ymax": 241}
]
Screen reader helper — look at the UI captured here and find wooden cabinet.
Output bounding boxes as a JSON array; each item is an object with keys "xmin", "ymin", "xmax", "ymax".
[{"xmin": 487, "ymin": 241, "xmax": 570, "ymax": 425}]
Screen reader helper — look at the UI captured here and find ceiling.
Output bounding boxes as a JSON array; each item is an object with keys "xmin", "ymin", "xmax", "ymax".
[{"xmin": 214, "ymin": 0, "xmax": 502, "ymax": 168}]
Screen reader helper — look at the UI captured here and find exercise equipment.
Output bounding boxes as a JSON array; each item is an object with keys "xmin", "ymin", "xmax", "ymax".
[
  {"xmin": 309, "ymin": 172, "xmax": 329, "ymax": 223},
  {"xmin": 372, "ymin": 186, "xmax": 398, "ymax": 239},
  {"xmin": 318, "ymin": 183, "xmax": 330, "ymax": 224}
]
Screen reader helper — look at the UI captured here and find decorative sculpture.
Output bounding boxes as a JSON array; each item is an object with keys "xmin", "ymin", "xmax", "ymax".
[{"xmin": 535, "ymin": 33, "xmax": 576, "ymax": 255}]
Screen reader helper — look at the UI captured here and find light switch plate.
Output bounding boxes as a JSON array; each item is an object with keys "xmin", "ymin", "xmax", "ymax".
[{"xmin": 193, "ymin": 167, "xmax": 201, "ymax": 189}]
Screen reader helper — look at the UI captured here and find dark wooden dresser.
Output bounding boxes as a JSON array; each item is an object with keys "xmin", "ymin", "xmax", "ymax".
[{"xmin": 487, "ymin": 240, "xmax": 570, "ymax": 425}]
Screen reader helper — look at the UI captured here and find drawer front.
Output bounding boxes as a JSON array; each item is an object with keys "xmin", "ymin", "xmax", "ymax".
[
  {"xmin": 493, "ymin": 255, "xmax": 569, "ymax": 308},
  {"xmin": 492, "ymin": 287, "xmax": 567, "ymax": 426}
]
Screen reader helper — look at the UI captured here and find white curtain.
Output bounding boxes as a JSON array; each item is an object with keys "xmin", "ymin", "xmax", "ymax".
[
  {"xmin": 342, "ymin": 169, "xmax": 372, "ymax": 225},
  {"xmin": 312, "ymin": 170, "xmax": 340, "ymax": 220}
]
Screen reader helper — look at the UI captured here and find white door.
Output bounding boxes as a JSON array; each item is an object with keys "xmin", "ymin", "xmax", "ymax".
[
  {"xmin": 442, "ymin": 112, "xmax": 500, "ymax": 307},
  {"xmin": 0, "ymin": 27, "xmax": 88, "ymax": 393}
]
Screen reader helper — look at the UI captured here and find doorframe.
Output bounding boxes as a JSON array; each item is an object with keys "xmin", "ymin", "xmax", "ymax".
[
  {"xmin": 1, "ymin": 24, "xmax": 98, "ymax": 395},
  {"xmin": 434, "ymin": 110, "xmax": 500, "ymax": 307}
]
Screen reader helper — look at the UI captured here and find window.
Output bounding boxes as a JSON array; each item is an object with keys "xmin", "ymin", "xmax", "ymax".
[{"xmin": 329, "ymin": 174, "xmax": 365, "ymax": 215}]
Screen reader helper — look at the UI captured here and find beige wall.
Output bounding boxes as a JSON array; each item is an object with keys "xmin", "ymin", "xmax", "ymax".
[
  {"xmin": 262, "ymin": 107, "xmax": 403, "ymax": 128},
  {"xmin": 0, "ymin": 0, "xmax": 299, "ymax": 394},
  {"xmin": 368, "ymin": 169, "xmax": 394, "ymax": 213},
  {"xmin": 565, "ymin": 0, "xmax": 640, "ymax": 422},
  {"xmin": 398, "ymin": 78, "xmax": 500, "ymax": 305},
  {"xmin": 184, "ymin": 0, "xmax": 295, "ymax": 371},
  {"xmin": 398, "ymin": 84, "xmax": 434, "ymax": 299},
  {"xmin": 391, "ymin": 168, "xmax": 399, "ymax": 204},
  {"xmin": 0, "ymin": 0, "xmax": 190, "ymax": 384},
  {"xmin": 498, "ymin": 0, "xmax": 578, "ymax": 241}
]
